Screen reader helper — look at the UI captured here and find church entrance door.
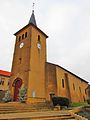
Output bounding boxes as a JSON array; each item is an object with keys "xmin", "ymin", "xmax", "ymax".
[{"xmin": 13, "ymin": 79, "xmax": 22, "ymax": 101}]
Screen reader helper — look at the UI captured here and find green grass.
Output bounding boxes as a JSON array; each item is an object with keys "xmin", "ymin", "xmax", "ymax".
[{"xmin": 71, "ymin": 102, "xmax": 90, "ymax": 107}]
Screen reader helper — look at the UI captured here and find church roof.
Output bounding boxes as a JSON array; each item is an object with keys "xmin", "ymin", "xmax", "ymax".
[
  {"xmin": 0, "ymin": 70, "xmax": 11, "ymax": 77},
  {"xmin": 28, "ymin": 10, "xmax": 37, "ymax": 26},
  {"xmin": 14, "ymin": 23, "xmax": 48, "ymax": 38}
]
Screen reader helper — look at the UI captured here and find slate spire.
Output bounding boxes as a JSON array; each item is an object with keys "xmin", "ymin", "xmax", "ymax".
[{"xmin": 28, "ymin": 9, "xmax": 37, "ymax": 26}]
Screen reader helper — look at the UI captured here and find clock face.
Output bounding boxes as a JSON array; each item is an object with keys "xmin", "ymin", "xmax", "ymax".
[
  {"xmin": 19, "ymin": 42, "xmax": 24, "ymax": 48},
  {"xmin": 37, "ymin": 42, "xmax": 41, "ymax": 49}
]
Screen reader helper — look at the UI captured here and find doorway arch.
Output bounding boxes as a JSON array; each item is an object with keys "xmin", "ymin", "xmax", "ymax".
[{"xmin": 13, "ymin": 78, "xmax": 22, "ymax": 101}]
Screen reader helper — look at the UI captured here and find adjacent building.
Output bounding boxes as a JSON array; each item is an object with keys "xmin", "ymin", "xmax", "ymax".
[{"xmin": 0, "ymin": 70, "xmax": 11, "ymax": 101}]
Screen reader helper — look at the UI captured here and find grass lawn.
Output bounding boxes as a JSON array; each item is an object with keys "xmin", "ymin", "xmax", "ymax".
[{"xmin": 71, "ymin": 102, "xmax": 90, "ymax": 107}]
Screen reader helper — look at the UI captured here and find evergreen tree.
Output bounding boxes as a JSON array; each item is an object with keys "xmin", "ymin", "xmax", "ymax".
[
  {"xmin": 2, "ymin": 89, "xmax": 12, "ymax": 102},
  {"xmin": 18, "ymin": 86, "xmax": 27, "ymax": 103}
]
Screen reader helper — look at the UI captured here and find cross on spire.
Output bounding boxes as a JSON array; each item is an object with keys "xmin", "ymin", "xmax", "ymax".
[
  {"xmin": 32, "ymin": 2, "xmax": 35, "ymax": 13},
  {"xmin": 28, "ymin": 1, "xmax": 37, "ymax": 26},
  {"xmin": 33, "ymin": 3, "xmax": 35, "ymax": 11}
]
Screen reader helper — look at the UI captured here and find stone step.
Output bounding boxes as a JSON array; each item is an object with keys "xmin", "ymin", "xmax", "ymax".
[
  {"xmin": 0, "ymin": 106, "xmax": 48, "ymax": 109},
  {"xmin": 0, "ymin": 111, "xmax": 76, "ymax": 120},
  {"xmin": 66, "ymin": 119, "xmax": 76, "ymax": 120},
  {"xmin": 0, "ymin": 110, "xmax": 50, "ymax": 114},
  {"xmin": 0, "ymin": 104, "xmax": 51, "ymax": 109},
  {"xmin": 0, "ymin": 113, "xmax": 76, "ymax": 119},
  {"xmin": 60, "ymin": 116, "xmax": 75, "ymax": 119},
  {"xmin": 0, "ymin": 105, "xmax": 51, "ymax": 114},
  {"xmin": 0, "ymin": 109, "xmax": 50, "ymax": 114},
  {"xmin": 28, "ymin": 115, "xmax": 75, "ymax": 120},
  {"xmin": 31, "ymin": 117, "xmax": 75, "ymax": 120},
  {"xmin": 0, "ymin": 103, "xmax": 76, "ymax": 120},
  {"xmin": 0, "ymin": 104, "xmax": 53, "ymax": 109}
]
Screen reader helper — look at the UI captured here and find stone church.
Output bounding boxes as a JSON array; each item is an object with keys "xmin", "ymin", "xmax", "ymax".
[{"xmin": 10, "ymin": 10, "xmax": 89, "ymax": 103}]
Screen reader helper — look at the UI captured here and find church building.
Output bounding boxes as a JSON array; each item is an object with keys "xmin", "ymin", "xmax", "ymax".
[{"xmin": 10, "ymin": 10, "xmax": 89, "ymax": 103}]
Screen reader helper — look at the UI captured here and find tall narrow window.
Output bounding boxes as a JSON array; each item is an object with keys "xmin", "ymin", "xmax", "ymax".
[
  {"xmin": 62, "ymin": 79, "xmax": 64, "ymax": 88},
  {"xmin": 73, "ymin": 83, "xmax": 75, "ymax": 90},
  {"xmin": 19, "ymin": 36, "xmax": 21, "ymax": 42},
  {"xmin": 37, "ymin": 35, "xmax": 41, "ymax": 49},
  {"xmin": 22, "ymin": 34, "xmax": 24, "ymax": 39},
  {"xmin": 25, "ymin": 32, "xmax": 27, "ymax": 38},
  {"xmin": 38, "ymin": 35, "xmax": 40, "ymax": 41},
  {"xmin": 79, "ymin": 87, "xmax": 81, "ymax": 93}
]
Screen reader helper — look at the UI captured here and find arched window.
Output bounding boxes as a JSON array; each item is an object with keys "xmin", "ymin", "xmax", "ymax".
[
  {"xmin": 79, "ymin": 86, "xmax": 81, "ymax": 93},
  {"xmin": 19, "ymin": 36, "xmax": 21, "ymax": 42},
  {"xmin": 37, "ymin": 35, "xmax": 41, "ymax": 50},
  {"xmin": 22, "ymin": 34, "xmax": 24, "ymax": 39},
  {"xmin": 38, "ymin": 35, "xmax": 40, "ymax": 41},
  {"xmin": 73, "ymin": 83, "xmax": 75, "ymax": 90}
]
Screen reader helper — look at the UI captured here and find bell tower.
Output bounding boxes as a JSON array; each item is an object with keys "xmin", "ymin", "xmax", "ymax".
[{"xmin": 10, "ymin": 9, "xmax": 48, "ymax": 102}]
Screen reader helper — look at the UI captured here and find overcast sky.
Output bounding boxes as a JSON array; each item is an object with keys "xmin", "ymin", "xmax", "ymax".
[{"xmin": 0, "ymin": 0, "xmax": 90, "ymax": 83}]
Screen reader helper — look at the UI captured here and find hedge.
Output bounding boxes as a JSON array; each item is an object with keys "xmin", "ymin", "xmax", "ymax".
[{"xmin": 52, "ymin": 96, "xmax": 70, "ymax": 107}]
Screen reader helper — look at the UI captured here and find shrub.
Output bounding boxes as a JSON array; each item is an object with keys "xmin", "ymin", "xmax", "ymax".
[
  {"xmin": 52, "ymin": 96, "xmax": 59, "ymax": 106},
  {"xmin": 2, "ymin": 89, "xmax": 12, "ymax": 102},
  {"xmin": 52, "ymin": 96, "xmax": 70, "ymax": 107},
  {"xmin": 87, "ymin": 99, "xmax": 90, "ymax": 105},
  {"xmin": 18, "ymin": 86, "xmax": 27, "ymax": 103}
]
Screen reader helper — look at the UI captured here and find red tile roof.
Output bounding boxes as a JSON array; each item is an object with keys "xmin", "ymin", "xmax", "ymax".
[{"xmin": 0, "ymin": 70, "xmax": 11, "ymax": 77}]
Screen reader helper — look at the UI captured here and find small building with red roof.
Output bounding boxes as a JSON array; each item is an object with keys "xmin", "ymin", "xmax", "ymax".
[
  {"xmin": 0, "ymin": 70, "xmax": 11, "ymax": 77},
  {"xmin": 0, "ymin": 70, "xmax": 11, "ymax": 101}
]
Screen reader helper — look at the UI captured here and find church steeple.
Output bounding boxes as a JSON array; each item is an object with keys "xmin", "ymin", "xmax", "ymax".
[{"xmin": 28, "ymin": 3, "xmax": 37, "ymax": 26}]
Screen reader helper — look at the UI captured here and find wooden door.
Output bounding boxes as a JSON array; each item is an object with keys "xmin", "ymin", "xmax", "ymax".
[{"xmin": 14, "ymin": 79, "xmax": 22, "ymax": 101}]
